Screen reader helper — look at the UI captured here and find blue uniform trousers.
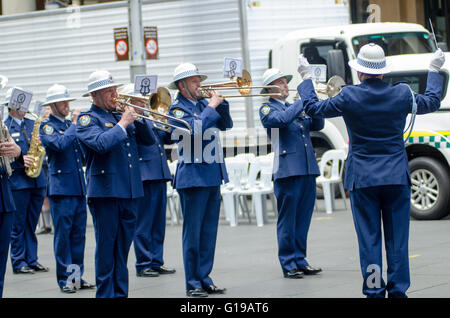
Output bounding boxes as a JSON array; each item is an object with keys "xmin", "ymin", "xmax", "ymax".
[
  {"xmin": 134, "ymin": 180, "xmax": 167, "ymax": 271},
  {"xmin": 0, "ymin": 212, "xmax": 13, "ymax": 298},
  {"xmin": 88, "ymin": 198, "xmax": 137, "ymax": 298},
  {"xmin": 349, "ymin": 185, "xmax": 411, "ymax": 298},
  {"xmin": 274, "ymin": 175, "xmax": 316, "ymax": 272},
  {"xmin": 49, "ymin": 196, "xmax": 87, "ymax": 289},
  {"xmin": 178, "ymin": 186, "xmax": 221, "ymax": 291},
  {"xmin": 10, "ymin": 188, "xmax": 45, "ymax": 270}
]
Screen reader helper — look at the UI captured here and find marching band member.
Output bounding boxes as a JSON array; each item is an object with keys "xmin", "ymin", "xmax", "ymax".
[
  {"xmin": 259, "ymin": 68, "xmax": 323, "ymax": 279},
  {"xmin": 168, "ymin": 63, "xmax": 232, "ymax": 297},
  {"xmin": 37, "ymin": 105, "xmax": 53, "ymax": 235},
  {"xmin": 76, "ymin": 70, "xmax": 155, "ymax": 298},
  {"xmin": 0, "ymin": 78, "xmax": 25, "ymax": 297},
  {"xmin": 297, "ymin": 44, "xmax": 445, "ymax": 298},
  {"xmin": 39, "ymin": 84, "xmax": 94, "ymax": 293},
  {"xmin": 117, "ymin": 84, "xmax": 175, "ymax": 278},
  {"xmin": 2, "ymin": 87, "xmax": 49, "ymax": 275},
  {"xmin": 0, "ymin": 138, "xmax": 23, "ymax": 298}
]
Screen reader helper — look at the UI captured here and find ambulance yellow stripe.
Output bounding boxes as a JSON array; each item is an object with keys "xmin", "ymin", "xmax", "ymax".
[{"xmin": 405, "ymin": 131, "xmax": 450, "ymax": 137}]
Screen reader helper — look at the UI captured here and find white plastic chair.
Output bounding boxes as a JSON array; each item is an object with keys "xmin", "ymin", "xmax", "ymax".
[
  {"xmin": 222, "ymin": 158, "xmax": 249, "ymax": 226},
  {"xmin": 236, "ymin": 153, "xmax": 275, "ymax": 226},
  {"xmin": 315, "ymin": 149, "xmax": 347, "ymax": 214},
  {"xmin": 167, "ymin": 160, "xmax": 182, "ymax": 224}
]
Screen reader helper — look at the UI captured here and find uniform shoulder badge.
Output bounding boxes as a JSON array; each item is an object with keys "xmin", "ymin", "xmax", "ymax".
[
  {"xmin": 79, "ymin": 114, "xmax": 91, "ymax": 126},
  {"xmin": 260, "ymin": 105, "xmax": 271, "ymax": 116},
  {"xmin": 43, "ymin": 124, "xmax": 54, "ymax": 135},
  {"xmin": 173, "ymin": 108, "xmax": 184, "ymax": 119}
]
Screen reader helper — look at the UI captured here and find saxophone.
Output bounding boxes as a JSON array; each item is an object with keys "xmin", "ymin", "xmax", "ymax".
[
  {"xmin": 25, "ymin": 116, "xmax": 46, "ymax": 178},
  {"xmin": 0, "ymin": 117, "xmax": 13, "ymax": 177}
]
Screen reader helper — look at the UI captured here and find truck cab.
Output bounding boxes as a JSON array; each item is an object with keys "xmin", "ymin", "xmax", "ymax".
[{"xmin": 271, "ymin": 22, "xmax": 450, "ymax": 220}]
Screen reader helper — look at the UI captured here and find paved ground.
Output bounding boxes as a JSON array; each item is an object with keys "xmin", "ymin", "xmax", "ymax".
[{"xmin": 2, "ymin": 197, "xmax": 450, "ymax": 299}]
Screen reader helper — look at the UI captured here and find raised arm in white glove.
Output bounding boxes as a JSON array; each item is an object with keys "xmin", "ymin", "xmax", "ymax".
[
  {"xmin": 298, "ymin": 54, "xmax": 312, "ymax": 80},
  {"xmin": 429, "ymin": 48, "xmax": 445, "ymax": 72}
]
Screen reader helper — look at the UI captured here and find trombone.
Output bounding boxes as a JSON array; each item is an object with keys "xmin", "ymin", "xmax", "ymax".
[
  {"xmin": 199, "ymin": 69, "xmax": 283, "ymax": 98},
  {"xmin": 114, "ymin": 88, "xmax": 192, "ymax": 135}
]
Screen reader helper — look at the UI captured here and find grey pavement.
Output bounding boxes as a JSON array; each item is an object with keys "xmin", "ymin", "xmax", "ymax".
[{"xmin": 2, "ymin": 197, "xmax": 450, "ymax": 298}]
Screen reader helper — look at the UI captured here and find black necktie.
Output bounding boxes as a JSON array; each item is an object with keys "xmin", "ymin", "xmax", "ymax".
[{"xmin": 21, "ymin": 122, "xmax": 30, "ymax": 145}]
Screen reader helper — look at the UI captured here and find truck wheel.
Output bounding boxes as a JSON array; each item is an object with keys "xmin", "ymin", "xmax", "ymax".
[{"xmin": 409, "ymin": 157, "xmax": 450, "ymax": 220}]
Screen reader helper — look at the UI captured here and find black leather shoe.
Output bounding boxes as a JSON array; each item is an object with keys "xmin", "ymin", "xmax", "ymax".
[
  {"xmin": 79, "ymin": 281, "xmax": 95, "ymax": 290},
  {"xmin": 13, "ymin": 266, "xmax": 35, "ymax": 274},
  {"xmin": 298, "ymin": 265, "xmax": 322, "ymax": 275},
  {"xmin": 186, "ymin": 288, "xmax": 208, "ymax": 298},
  {"xmin": 29, "ymin": 263, "xmax": 49, "ymax": 272},
  {"xmin": 61, "ymin": 285, "xmax": 76, "ymax": 293},
  {"xmin": 283, "ymin": 269, "xmax": 304, "ymax": 279},
  {"xmin": 205, "ymin": 285, "xmax": 226, "ymax": 294},
  {"xmin": 152, "ymin": 265, "xmax": 176, "ymax": 274},
  {"xmin": 137, "ymin": 268, "xmax": 160, "ymax": 277}
]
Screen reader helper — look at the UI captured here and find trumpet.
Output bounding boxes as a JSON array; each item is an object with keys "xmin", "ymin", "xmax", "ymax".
[
  {"xmin": 114, "ymin": 89, "xmax": 192, "ymax": 135},
  {"xmin": 199, "ymin": 69, "xmax": 282, "ymax": 98},
  {"xmin": 315, "ymin": 75, "xmax": 345, "ymax": 99}
]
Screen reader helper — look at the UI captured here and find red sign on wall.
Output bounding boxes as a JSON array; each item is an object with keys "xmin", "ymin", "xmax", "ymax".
[
  {"xmin": 114, "ymin": 27, "xmax": 129, "ymax": 61},
  {"xmin": 144, "ymin": 26, "xmax": 159, "ymax": 60}
]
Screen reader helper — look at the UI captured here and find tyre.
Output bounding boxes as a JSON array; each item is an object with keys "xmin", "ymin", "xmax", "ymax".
[{"xmin": 409, "ymin": 157, "xmax": 450, "ymax": 220}]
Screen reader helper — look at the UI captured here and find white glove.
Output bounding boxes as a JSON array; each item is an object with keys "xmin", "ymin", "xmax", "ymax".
[
  {"xmin": 429, "ymin": 48, "xmax": 445, "ymax": 72},
  {"xmin": 298, "ymin": 54, "xmax": 312, "ymax": 80}
]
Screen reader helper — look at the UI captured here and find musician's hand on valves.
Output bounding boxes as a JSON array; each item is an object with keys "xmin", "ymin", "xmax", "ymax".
[
  {"xmin": 298, "ymin": 54, "xmax": 312, "ymax": 80},
  {"xmin": 118, "ymin": 106, "xmax": 137, "ymax": 128},
  {"xmin": 23, "ymin": 154, "xmax": 35, "ymax": 168},
  {"xmin": 207, "ymin": 90, "xmax": 224, "ymax": 109},
  {"xmin": 71, "ymin": 109, "xmax": 81, "ymax": 124},
  {"xmin": 0, "ymin": 140, "xmax": 22, "ymax": 158},
  {"xmin": 429, "ymin": 48, "xmax": 445, "ymax": 72}
]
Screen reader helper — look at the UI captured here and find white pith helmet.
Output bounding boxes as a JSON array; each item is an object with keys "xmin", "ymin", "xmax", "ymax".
[
  {"xmin": 348, "ymin": 43, "xmax": 391, "ymax": 75},
  {"xmin": 83, "ymin": 70, "xmax": 120, "ymax": 97},
  {"xmin": 1, "ymin": 86, "xmax": 24, "ymax": 106},
  {"xmin": 42, "ymin": 84, "xmax": 76, "ymax": 106},
  {"xmin": 260, "ymin": 68, "xmax": 292, "ymax": 94},
  {"xmin": 167, "ymin": 63, "xmax": 207, "ymax": 90}
]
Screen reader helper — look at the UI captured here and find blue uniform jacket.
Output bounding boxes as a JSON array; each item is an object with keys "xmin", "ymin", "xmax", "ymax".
[
  {"xmin": 298, "ymin": 71, "xmax": 443, "ymax": 190},
  {"xmin": 4, "ymin": 116, "xmax": 46, "ymax": 190},
  {"xmin": 137, "ymin": 120, "xmax": 172, "ymax": 182},
  {"xmin": 76, "ymin": 104, "xmax": 156, "ymax": 199},
  {"xmin": 259, "ymin": 98, "xmax": 324, "ymax": 180},
  {"xmin": 39, "ymin": 114, "xmax": 86, "ymax": 196},
  {"xmin": 168, "ymin": 94, "xmax": 233, "ymax": 189}
]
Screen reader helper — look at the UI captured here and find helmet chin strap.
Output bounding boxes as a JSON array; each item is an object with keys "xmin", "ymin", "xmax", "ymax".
[
  {"xmin": 269, "ymin": 88, "xmax": 287, "ymax": 101},
  {"xmin": 93, "ymin": 92, "xmax": 107, "ymax": 110},
  {"xmin": 182, "ymin": 80, "xmax": 197, "ymax": 102},
  {"xmin": 51, "ymin": 103, "xmax": 65, "ymax": 119}
]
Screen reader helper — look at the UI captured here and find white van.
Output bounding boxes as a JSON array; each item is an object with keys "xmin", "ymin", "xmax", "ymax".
[{"xmin": 271, "ymin": 22, "xmax": 450, "ymax": 220}]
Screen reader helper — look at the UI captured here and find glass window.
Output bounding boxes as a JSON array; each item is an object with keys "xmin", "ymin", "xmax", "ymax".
[
  {"xmin": 352, "ymin": 32, "xmax": 437, "ymax": 56},
  {"xmin": 300, "ymin": 44, "xmax": 334, "ymax": 64},
  {"xmin": 382, "ymin": 70, "xmax": 448, "ymax": 100}
]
